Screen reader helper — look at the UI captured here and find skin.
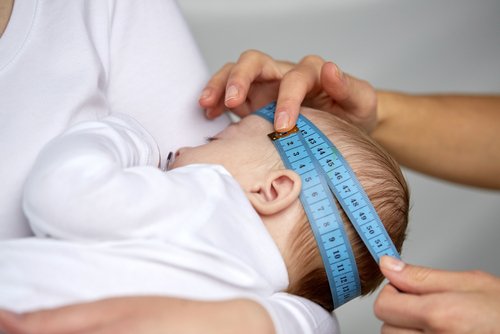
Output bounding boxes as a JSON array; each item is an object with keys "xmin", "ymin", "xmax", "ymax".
[
  {"xmin": 0, "ymin": 298, "xmax": 274, "ymax": 334},
  {"xmin": 0, "ymin": 5, "xmax": 280, "ymax": 334},
  {"xmin": 0, "ymin": 8, "xmax": 316, "ymax": 333},
  {"xmin": 172, "ymin": 115, "xmax": 277, "ymax": 191},
  {"xmin": 199, "ymin": 50, "xmax": 500, "ymax": 188},
  {"xmin": 171, "ymin": 114, "xmax": 304, "ymax": 259},
  {"xmin": 199, "ymin": 49, "xmax": 500, "ymax": 333},
  {"xmin": 374, "ymin": 92, "xmax": 500, "ymax": 189},
  {"xmin": 0, "ymin": 114, "xmax": 307, "ymax": 334},
  {"xmin": 3, "ymin": 36, "xmax": 497, "ymax": 331},
  {"xmin": 0, "ymin": 0, "xmax": 14, "ymax": 37},
  {"xmin": 377, "ymin": 256, "xmax": 500, "ymax": 334},
  {"xmin": 199, "ymin": 50, "xmax": 377, "ymax": 133}
]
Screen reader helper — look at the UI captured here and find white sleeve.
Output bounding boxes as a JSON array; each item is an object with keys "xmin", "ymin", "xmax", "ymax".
[
  {"xmin": 22, "ymin": 114, "xmax": 175, "ymax": 241},
  {"xmin": 106, "ymin": 0, "xmax": 230, "ymax": 154},
  {"xmin": 256, "ymin": 293, "xmax": 340, "ymax": 334}
]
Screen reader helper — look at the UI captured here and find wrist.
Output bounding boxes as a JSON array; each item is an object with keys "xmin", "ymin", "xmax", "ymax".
[
  {"xmin": 372, "ymin": 90, "xmax": 411, "ymax": 155},
  {"xmin": 374, "ymin": 90, "xmax": 415, "ymax": 135},
  {"xmin": 375, "ymin": 90, "xmax": 399, "ymax": 128}
]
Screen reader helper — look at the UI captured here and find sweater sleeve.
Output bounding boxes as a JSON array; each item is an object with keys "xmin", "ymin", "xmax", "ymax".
[{"xmin": 22, "ymin": 114, "xmax": 174, "ymax": 241}]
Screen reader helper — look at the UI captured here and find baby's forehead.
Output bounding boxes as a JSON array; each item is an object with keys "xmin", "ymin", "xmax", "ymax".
[{"xmin": 237, "ymin": 114, "xmax": 273, "ymax": 132}]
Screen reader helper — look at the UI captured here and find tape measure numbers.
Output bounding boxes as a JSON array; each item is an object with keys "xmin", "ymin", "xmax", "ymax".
[
  {"xmin": 255, "ymin": 102, "xmax": 400, "ymax": 308},
  {"xmin": 296, "ymin": 115, "xmax": 400, "ymax": 262},
  {"xmin": 268, "ymin": 127, "xmax": 361, "ymax": 307}
]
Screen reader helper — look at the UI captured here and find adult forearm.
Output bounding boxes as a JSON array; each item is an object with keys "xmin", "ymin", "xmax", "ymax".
[
  {"xmin": 373, "ymin": 91, "xmax": 500, "ymax": 189},
  {"xmin": 161, "ymin": 298, "xmax": 275, "ymax": 334},
  {"xmin": 0, "ymin": 297, "xmax": 275, "ymax": 334}
]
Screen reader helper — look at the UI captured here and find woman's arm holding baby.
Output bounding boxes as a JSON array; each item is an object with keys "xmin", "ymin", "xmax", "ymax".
[
  {"xmin": 0, "ymin": 293, "xmax": 336, "ymax": 334},
  {"xmin": 0, "ymin": 297, "xmax": 274, "ymax": 334}
]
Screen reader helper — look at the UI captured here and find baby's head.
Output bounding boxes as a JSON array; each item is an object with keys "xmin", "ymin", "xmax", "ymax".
[{"xmin": 172, "ymin": 107, "xmax": 409, "ymax": 311}]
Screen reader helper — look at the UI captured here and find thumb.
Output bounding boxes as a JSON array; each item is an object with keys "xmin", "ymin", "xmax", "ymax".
[{"xmin": 379, "ymin": 256, "xmax": 482, "ymax": 294}]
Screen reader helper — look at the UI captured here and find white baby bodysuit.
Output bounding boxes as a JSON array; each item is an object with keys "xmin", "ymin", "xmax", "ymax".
[{"xmin": 0, "ymin": 114, "xmax": 339, "ymax": 334}]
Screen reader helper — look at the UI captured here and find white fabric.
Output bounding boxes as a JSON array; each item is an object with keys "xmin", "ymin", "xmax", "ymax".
[
  {"xmin": 1, "ymin": 114, "xmax": 288, "ymax": 309},
  {"xmin": 261, "ymin": 293, "xmax": 340, "ymax": 334},
  {"xmin": 0, "ymin": 0, "xmax": 229, "ymax": 239},
  {"xmin": 0, "ymin": 114, "xmax": 338, "ymax": 333},
  {"xmin": 0, "ymin": 1, "xmax": 338, "ymax": 333}
]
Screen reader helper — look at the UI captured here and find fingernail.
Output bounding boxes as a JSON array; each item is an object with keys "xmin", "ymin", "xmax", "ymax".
[
  {"xmin": 275, "ymin": 112, "xmax": 290, "ymax": 132},
  {"xmin": 225, "ymin": 85, "xmax": 239, "ymax": 102},
  {"xmin": 332, "ymin": 62, "xmax": 344, "ymax": 80},
  {"xmin": 200, "ymin": 88, "xmax": 212, "ymax": 100},
  {"xmin": 380, "ymin": 256, "xmax": 405, "ymax": 272}
]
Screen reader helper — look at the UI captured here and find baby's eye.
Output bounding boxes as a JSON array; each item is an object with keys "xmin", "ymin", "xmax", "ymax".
[{"xmin": 205, "ymin": 136, "xmax": 219, "ymax": 143}]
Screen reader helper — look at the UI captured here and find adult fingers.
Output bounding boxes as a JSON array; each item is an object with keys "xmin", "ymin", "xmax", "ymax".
[
  {"xmin": 199, "ymin": 63, "xmax": 234, "ymax": 119},
  {"xmin": 374, "ymin": 283, "xmax": 431, "ymax": 329},
  {"xmin": 223, "ymin": 50, "xmax": 284, "ymax": 109},
  {"xmin": 379, "ymin": 256, "xmax": 490, "ymax": 294},
  {"xmin": 199, "ymin": 50, "xmax": 285, "ymax": 118},
  {"xmin": 274, "ymin": 55, "xmax": 325, "ymax": 131}
]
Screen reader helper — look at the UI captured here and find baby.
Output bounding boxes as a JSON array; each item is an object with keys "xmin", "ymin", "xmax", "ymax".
[{"xmin": 0, "ymin": 106, "xmax": 409, "ymax": 324}]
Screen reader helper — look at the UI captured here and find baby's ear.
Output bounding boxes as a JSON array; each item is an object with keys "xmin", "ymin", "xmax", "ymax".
[{"xmin": 248, "ymin": 170, "xmax": 302, "ymax": 215}]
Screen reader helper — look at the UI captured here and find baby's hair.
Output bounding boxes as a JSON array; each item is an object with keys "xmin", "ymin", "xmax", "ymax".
[{"xmin": 284, "ymin": 108, "xmax": 410, "ymax": 312}]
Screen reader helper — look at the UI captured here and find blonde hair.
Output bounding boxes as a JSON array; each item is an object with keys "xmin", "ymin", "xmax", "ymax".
[{"xmin": 284, "ymin": 109, "xmax": 409, "ymax": 312}]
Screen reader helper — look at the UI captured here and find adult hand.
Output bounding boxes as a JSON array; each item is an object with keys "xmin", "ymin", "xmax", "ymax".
[
  {"xmin": 199, "ymin": 50, "xmax": 378, "ymax": 132},
  {"xmin": 375, "ymin": 256, "xmax": 500, "ymax": 333},
  {"xmin": 0, "ymin": 296, "xmax": 273, "ymax": 334}
]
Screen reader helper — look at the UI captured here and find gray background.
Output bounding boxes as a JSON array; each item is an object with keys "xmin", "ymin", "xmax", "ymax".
[{"xmin": 177, "ymin": 0, "xmax": 500, "ymax": 332}]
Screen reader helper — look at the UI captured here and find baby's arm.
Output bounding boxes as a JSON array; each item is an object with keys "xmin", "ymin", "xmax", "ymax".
[{"xmin": 23, "ymin": 114, "xmax": 176, "ymax": 240}]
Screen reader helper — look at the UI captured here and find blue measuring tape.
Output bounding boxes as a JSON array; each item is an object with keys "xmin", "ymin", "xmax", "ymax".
[{"xmin": 255, "ymin": 102, "xmax": 400, "ymax": 309}]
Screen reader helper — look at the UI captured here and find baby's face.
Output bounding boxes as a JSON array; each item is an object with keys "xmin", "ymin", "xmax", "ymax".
[{"xmin": 170, "ymin": 115, "xmax": 277, "ymax": 185}]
